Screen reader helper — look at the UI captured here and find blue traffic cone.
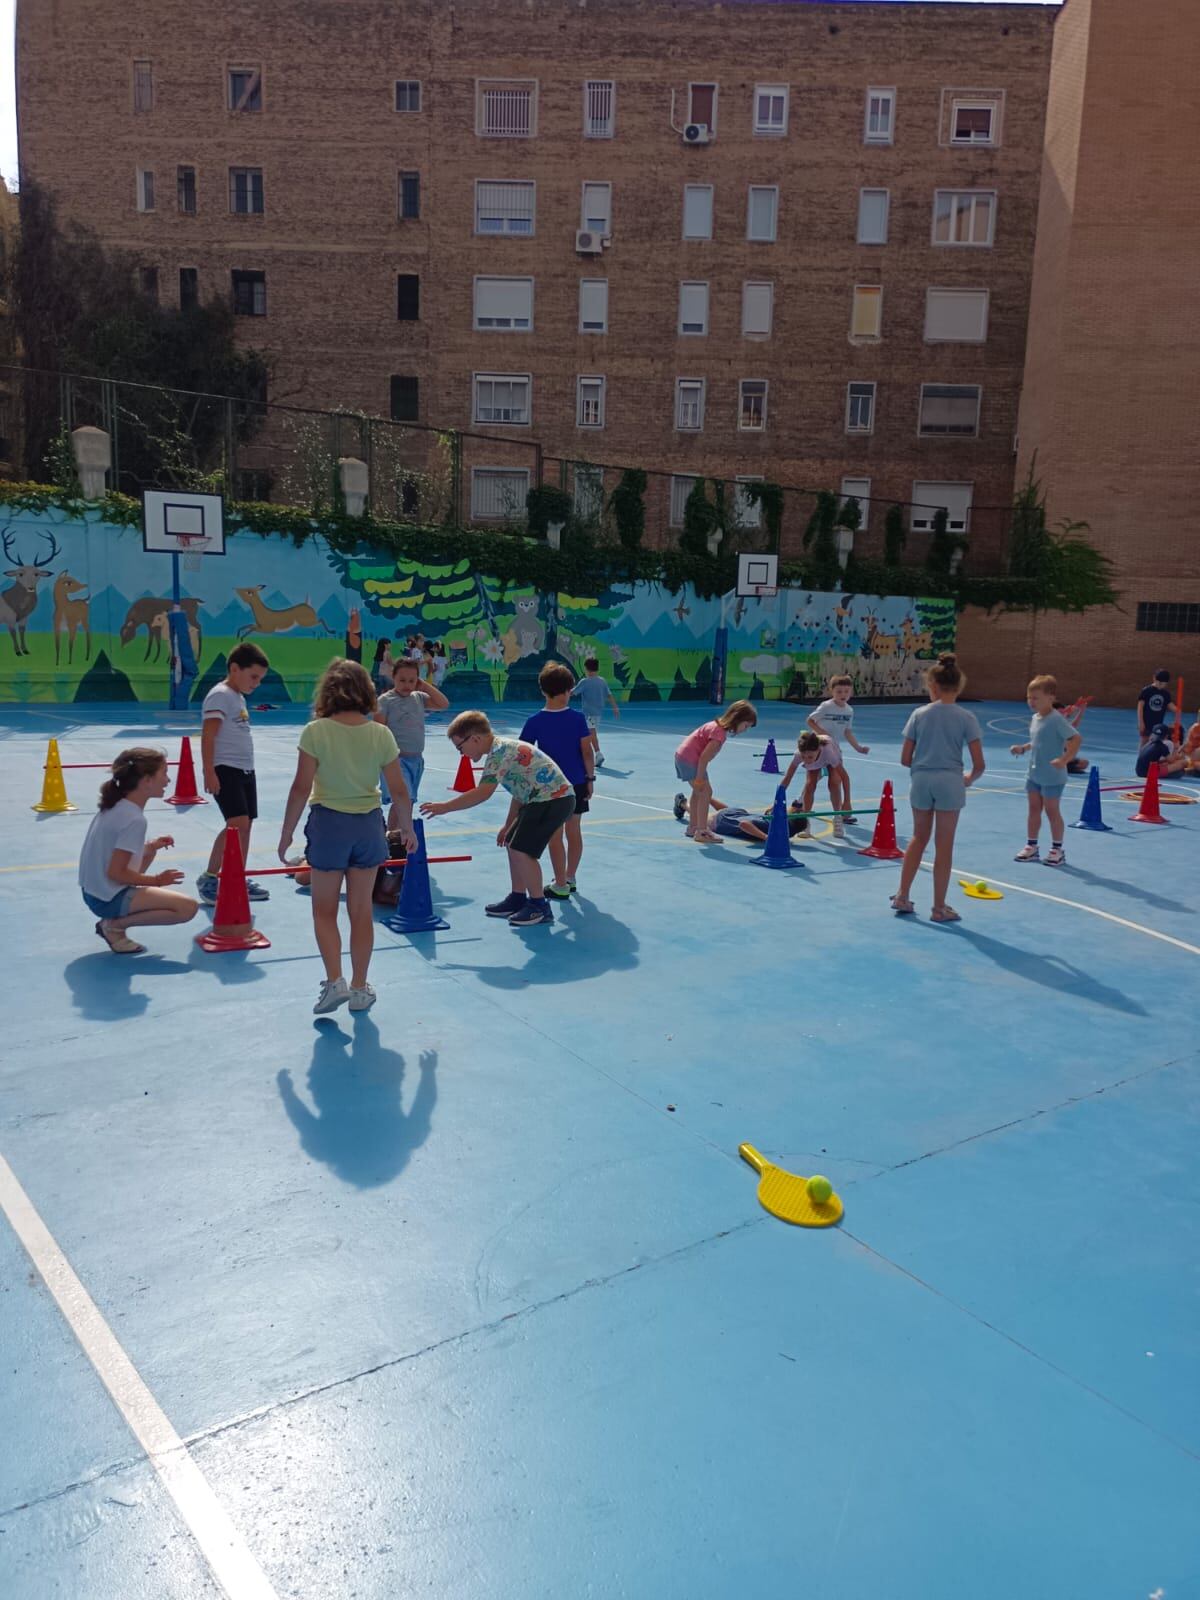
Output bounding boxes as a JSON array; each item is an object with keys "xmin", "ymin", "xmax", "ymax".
[
  {"xmin": 759, "ymin": 738, "xmax": 780, "ymax": 775},
  {"xmin": 1069, "ymin": 765, "xmax": 1112, "ymax": 832},
  {"xmin": 385, "ymin": 820, "xmax": 450, "ymax": 932},
  {"xmin": 753, "ymin": 786, "xmax": 805, "ymax": 870}
]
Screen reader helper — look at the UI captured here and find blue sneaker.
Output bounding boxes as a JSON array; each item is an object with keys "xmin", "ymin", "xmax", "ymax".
[
  {"xmin": 245, "ymin": 879, "xmax": 271, "ymax": 901},
  {"xmin": 196, "ymin": 872, "xmax": 219, "ymax": 904},
  {"xmin": 509, "ymin": 898, "xmax": 554, "ymax": 926}
]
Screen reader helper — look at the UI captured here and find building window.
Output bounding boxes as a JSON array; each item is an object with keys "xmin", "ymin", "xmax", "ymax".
[
  {"xmin": 734, "ymin": 476, "xmax": 764, "ymax": 530},
  {"xmin": 390, "ymin": 375, "xmax": 419, "ymax": 422},
  {"xmin": 139, "ymin": 266, "xmax": 159, "ymax": 302},
  {"xmin": 228, "ymin": 67, "xmax": 262, "ymax": 112},
  {"xmin": 857, "ymin": 188, "xmax": 889, "ymax": 245},
  {"xmin": 746, "ymin": 186, "xmax": 778, "ymax": 242},
  {"xmin": 678, "ymin": 281, "xmax": 709, "ymax": 335},
  {"xmin": 851, "ymin": 285, "xmax": 882, "ymax": 340},
  {"xmin": 397, "ymin": 274, "xmax": 420, "ymax": 320},
  {"xmin": 675, "ymin": 378, "xmax": 705, "ymax": 431},
  {"xmin": 581, "ymin": 182, "xmax": 612, "ymax": 234},
  {"xmin": 840, "ymin": 477, "xmax": 871, "ymax": 519},
  {"xmin": 574, "ymin": 465, "xmax": 604, "ymax": 520},
  {"xmin": 846, "ymin": 381, "xmax": 876, "ymax": 435},
  {"xmin": 133, "ymin": 60, "xmax": 154, "ymax": 113},
  {"xmin": 394, "ymin": 80, "xmax": 421, "ymax": 112},
  {"xmin": 1136, "ymin": 602, "xmax": 1200, "ymax": 634},
  {"xmin": 919, "ymin": 384, "xmax": 981, "ymax": 437},
  {"xmin": 398, "ymin": 171, "xmax": 420, "ymax": 220},
  {"xmin": 177, "ymin": 165, "xmax": 197, "ymax": 215},
  {"xmin": 584, "ymin": 80, "xmax": 615, "ymax": 138},
  {"xmin": 232, "ymin": 269, "xmax": 267, "ymax": 316},
  {"xmin": 739, "ymin": 379, "xmax": 767, "ymax": 431},
  {"xmin": 474, "ymin": 373, "xmax": 531, "ymax": 425},
  {"xmin": 924, "ymin": 287, "xmax": 989, "ymax": 343},
  {"xmin": 475, "ymin": 180, "xmax": 535, "ymax": 235},
  {"xmin": 754, "ymin": 84, "xmax": 788, "ymax": 136},
  {"xmin": 687, "ymin": 83, "xmax": 717, "ymax": 133},
  {"xmin": 577, "ymin": 375, "xmax": 606, "ymax": 428},
  {"xmin": 471, "ymin": 467, "xmax": 530, "ymax": 521},
  {"xmin": 670, "ymin": 475, "xmax": 699, "ymax": 527},
  {"xmin": 741, "ymin": 281, "xmax": 774, "ymax": 339},
  {"xmin": 950, "ymin": 98, "xmax": 999, "ymax": 146},
  {"xmin": 864, "ymin": 88, "xmax": 895, "ymax": 145},
  {"xmin": 478, "ymin": 79, "xmax": 536, "ymax": 137},
  {"xmin": 229, "ymin": 167, "xmax": 264, "ymax": 215},
  {"xmin": 579, "ymin": 278, "xmax": 608, "ymax": 333},
  {"xmin": 136, "ymin": 169, "xmax": 155, "ymax": 212},
  {"xmin": 933, "ymin": 190, "xmax": 996, "ymax": 247},
  {"xmin": 911, "ymin": 482, "xmax": 973, "ymax": 533},
  {"xmin": 474, "ymin": 276, "xmax": 533, "ymax": 331},
  {"xmin": 179, "ymin": 267, "xmax": 199, "ymax": 311},
  {"xmin": 683, "ymin": 184, "xmax": 714, "ymax": 240}
]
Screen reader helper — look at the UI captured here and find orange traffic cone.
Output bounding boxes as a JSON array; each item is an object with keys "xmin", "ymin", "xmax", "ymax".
[
  {"xmin": 195, "ymin": 826, "xmax": 271, "ymax": 951},
  {"xmin": 166, "ymin": 735, "xmax": 207, "ymax": 806},
  {"xmin": 32, "ymin": 738, "xmax": 77, "ymax": 813},
  {"xmin": 858, "ymin": 779, "xmax": 904, "ymax": 860},
  {"xmin": 1130, "ymin": 762, "xmax": 1167, "ymax": 825},
  {"xmin": 450, "ymin": 753, "xmax": 477, "ymax": 793}
]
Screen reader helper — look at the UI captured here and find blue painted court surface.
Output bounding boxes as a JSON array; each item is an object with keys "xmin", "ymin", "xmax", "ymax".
[{"xmin": 1, "ymin": 699, "xmax": 1198, "ymax": 1599}]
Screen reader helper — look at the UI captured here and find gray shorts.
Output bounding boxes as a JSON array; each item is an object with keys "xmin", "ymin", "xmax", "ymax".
[
  {"xmin": 1026, "ymin": 778, "xmax": 1066, "ymax": 798},
  {"xmin": 910, "ymin": 770, "xmax": 967, "ymax": 812},
  {"xmin": 674, "ymin": 756, "xmax": 700, "ymax": 783}
]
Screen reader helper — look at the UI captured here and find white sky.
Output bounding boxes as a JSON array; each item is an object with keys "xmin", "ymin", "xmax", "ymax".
[{"xmin": 0, "ymin": 0, "xmax": 1059, "ymax": 193}]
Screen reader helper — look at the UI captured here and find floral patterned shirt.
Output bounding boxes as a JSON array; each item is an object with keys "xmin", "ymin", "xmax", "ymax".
[{"xmin": 479, "ymin": 737, "xmax": 571, "ymax": 804}]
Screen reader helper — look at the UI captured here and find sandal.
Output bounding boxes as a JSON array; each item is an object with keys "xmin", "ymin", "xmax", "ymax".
[
  {"xmin": 95, "ymin": 920, "xmax": 146, "ymax": 955},
  {"xmin": 694, "ymin": 830, "xmax": 724, "ymax": 844},
  {"xmin": 930, "ymin": 905, "xmax": 962, "ymax": 924},
  {"xmin": 890, "ymin": 895, "xmax": 916, "ymax": 916}
]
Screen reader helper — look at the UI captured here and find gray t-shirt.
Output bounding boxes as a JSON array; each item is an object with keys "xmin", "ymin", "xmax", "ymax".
[
  {"xmin": 812, "ymin": 697, "xmax": 854, "ymax": 747},
  {"xmin": 902, "ymin": 701, "xmax": 983, "ymax": 771},
  {"xmin": 78, "ymin": 798, "xmax": 146, "ymax": 900},
  {"xmin": 571, "ymin": 676, "xmax": 609, "ymax": 716},
  {"xmin": 1027, "ymin": 708, "xmax": 1076, "ymax": 786},
  {"xmin": 377, "ymin": 688, "xmax": 427, "ymax": 754},
  {"xmin": 202, "ymin": 682, "xmax": 254, "ymax": 769}
]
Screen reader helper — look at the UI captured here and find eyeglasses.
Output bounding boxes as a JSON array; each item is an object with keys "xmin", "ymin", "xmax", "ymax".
[{"xmin": 451, "ymin": 736, "xmax": 469, "ymax": 751}]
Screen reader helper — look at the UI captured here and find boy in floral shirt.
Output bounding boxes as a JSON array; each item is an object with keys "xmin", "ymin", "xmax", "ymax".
[{"xmin": 421, "ymin": 710, "xmax": 575, "ymax": 926}]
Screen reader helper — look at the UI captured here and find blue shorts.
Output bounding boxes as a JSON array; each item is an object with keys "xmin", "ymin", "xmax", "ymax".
[
  {"xmin": 909, "ymin": 771, "xmax": 967, "ymax": 812},
  {"xmin": 675, "ymin": 757, "xmax": 700, "ymax": 783},
  {"xmin": 304, "ymin": 805, "xmax": 389, "ymax": 872},
  {"xmin": 82, "ymin": 885, "xmax": 136, "ymax": 920},
  {"xmin": 1026, "ymin": 778, "xmax": 1066, "ymax": 798},
  {"xmin": 381, "ymin": 753, "xmax": 424, "ymax": 806}
]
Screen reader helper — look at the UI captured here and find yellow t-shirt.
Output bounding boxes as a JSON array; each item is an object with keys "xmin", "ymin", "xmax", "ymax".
[{"xmin": 298, "ymin": 718, "xmax": 399, "ymax": 814}]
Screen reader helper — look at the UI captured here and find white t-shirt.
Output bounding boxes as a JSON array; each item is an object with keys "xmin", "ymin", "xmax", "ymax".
[
  {"xmin": 812, "ymin": 698, "xmax": 855, "ymax": 749},
  {"xmin": 78, "ymin": 799, "xmax": 147, "ymax": 900},
  {"xmin": 203, "ymin": 682, "xmax": 255, "ymax": 769}
]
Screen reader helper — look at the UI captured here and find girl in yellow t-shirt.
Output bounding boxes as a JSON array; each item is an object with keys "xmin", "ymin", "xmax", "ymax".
[{"xmin": 279, "ymin": 659, "xmax": 417, "ymax": 1016}]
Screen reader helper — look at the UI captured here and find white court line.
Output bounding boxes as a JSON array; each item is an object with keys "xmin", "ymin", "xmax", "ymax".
[
  {"xmin": 0, "ymin": 1154, "xmax": 280, "ymax": 1600},
  {"xmin": 589, "ymin": 792, "xmax": 676, "ymax": 814}
]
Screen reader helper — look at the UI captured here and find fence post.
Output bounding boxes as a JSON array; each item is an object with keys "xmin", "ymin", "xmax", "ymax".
[
  {"xmin": 449, "ymin": 429, "xmax": 462, "ymax": 526},
  {"xmin": 101, "ymin": 379, "xmax": 118, "ymax": 490},
  {"xmin": 224, "ymin": 397, "xmax": 236, "ymax": 498}
]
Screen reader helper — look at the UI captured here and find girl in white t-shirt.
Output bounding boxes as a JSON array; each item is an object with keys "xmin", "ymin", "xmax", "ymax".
[
  {"xmin": 781, "ymin": 731, "xmax": 845, "ymax": 836},
  {"xmin": 78, "ymin": 748, "xmax": 198, "ymax": 953}
]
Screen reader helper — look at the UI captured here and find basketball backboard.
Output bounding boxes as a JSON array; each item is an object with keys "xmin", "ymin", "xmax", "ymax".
[
  {"xmin": 142, "ymin": 489, "xmax": 226, "ymax": 556},
  {"xmin": 736, "ymin": 551, "xmax": 778, "ymax": 597}
]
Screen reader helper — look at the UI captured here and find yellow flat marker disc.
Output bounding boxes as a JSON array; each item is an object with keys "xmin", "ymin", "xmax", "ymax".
[
  {"xmin": 959, "ymin": 879, "xmax": 1004, "ymax": 900},
  {"xmin": 1119, "ymin": 791, "xmax": 1195, "ymax": 804},
  {"xmin": 738, "ymin": 1144, "xmax": 843, "ymax": 1228}
]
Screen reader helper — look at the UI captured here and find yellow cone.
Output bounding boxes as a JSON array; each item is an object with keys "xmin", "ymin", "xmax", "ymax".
[{"xmin": 32, "ymin": 738, "xmax": 77, "ymax": 813}]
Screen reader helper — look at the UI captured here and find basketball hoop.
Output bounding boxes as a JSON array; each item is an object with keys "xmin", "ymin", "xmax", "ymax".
[
  {"xmin": 754, "ymin": 584, "xmax": 778, "ymax": 599},
  {"xmin": 175, "ymin": 533, "xmax": 210, "ymax": 571}
]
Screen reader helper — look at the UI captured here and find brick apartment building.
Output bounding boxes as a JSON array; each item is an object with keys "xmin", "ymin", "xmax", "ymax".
[{"xmin": 15, "ymin": 0, "xmax": 1056, "ymax": 564}]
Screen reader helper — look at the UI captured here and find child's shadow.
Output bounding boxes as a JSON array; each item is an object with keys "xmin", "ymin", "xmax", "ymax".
[
  {"xmin": 63, "ymin": 952, "xmax": 191, "ymax": 1020},
  {"xmin": 936, "ymin": 925, "xmax": 1148, "ymax": 1017},
  {"xmin": 442, "ymin": 896, "xmax": 640, "ymax": 989},
  {"xmin": 277, "ymin": 1021, "xmax": 436, "ymax": 1188}
]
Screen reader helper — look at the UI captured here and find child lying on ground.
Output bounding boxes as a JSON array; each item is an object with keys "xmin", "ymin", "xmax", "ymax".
[{"xmin": 672, "ymin": 797, "xmax": 810, "ymax": 843}]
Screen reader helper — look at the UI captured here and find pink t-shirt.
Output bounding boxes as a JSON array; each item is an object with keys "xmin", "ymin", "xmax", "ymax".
[{"xmin": 675, "ymin": 720, "xmax": 727, "ymax": 765}]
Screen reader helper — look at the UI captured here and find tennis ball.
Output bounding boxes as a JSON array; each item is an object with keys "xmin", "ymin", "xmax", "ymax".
[
  {"xmin": 975, "ymin": 880, "xmax": 988, "ymax": 893},
  {"xmin": 807, "ymin": 1175, "xmax": 833, "ymax": 1205}
]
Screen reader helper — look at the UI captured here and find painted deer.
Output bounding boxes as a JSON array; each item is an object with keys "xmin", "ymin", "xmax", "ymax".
[
  {"xmin": 863, "ymin": 610, "xmax": 900, "ymax": 658},
  {"xmin": 0, "ymin": 527, "xmax": 60, "ymax": 655},
  {"xmin": 148, "ymin": 611, "xmax": 201, "ymax": 661},
  {"xmin": 53, "ymin": 572, "xmax": 91, "ymax": 664},
  {"xmin": 235, "ymin": 584, "xmax": 334, "ymax": 639},
  {"xmin": 120, "ymin": 597, "xmax": 204, "ymax": 661},
  {"xmin": 900, "ymin": 616, "xmax": 935, "ymax": 657}
]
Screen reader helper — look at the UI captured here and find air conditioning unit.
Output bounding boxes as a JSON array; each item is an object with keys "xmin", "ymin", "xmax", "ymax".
[
  {"xmin": 575, "ymin": 228, "xmax": 604, "ymax": 255},
  {"xmin": 683, "ymin": 123, "xmax": 712, "ymax": 145}
]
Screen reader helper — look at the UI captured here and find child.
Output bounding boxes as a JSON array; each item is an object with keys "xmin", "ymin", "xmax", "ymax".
[
  {"xmin": 431, "ymin": 641, "xmax": 448, "ymax": 690},
  {"xmin": 198, "ymin": 641, "xmax": 270, "ymax": 905},
  {"xmin": 570, "ymin": 657, "xmax": 621, "ymax": 766},
  {"xmin": 1183, "ymin": 719, "xmax": 1200, "ymax": 773},
  {"xmin": 781, "ymin": 731, "xmax": 844, "ymax": 837},
  {"xmin": 891, "ymin": 654, "xmax": 985, "ymax": 922},
  {"xmin": 520, "ymin": 662, "xmax": 594, "ymax": 899},
  {"xmin": 1054, "ymin": 698, "xmax": 1090, "ymax": 773},
  {"xmin": 1137, "ymin": 669, "xmax": 1176, "ymax": 742},
  {"xmin": 1010, "ymin": 675, "xmax": 1082, "ymax": 866},
  {"xmin": 375, "ymin": 653, "xmax": 450, "ymax": 811},
  {"xmin": 79, "ymin": 748, "xmax": 198, "ymax": 953},
  {"xmin": 808, "ymin": 674, "xmax": 870, "ymax": 823},
  {"xmin": 676, "ymin": 799, "xmax": 810, "ymax": 844},
  {"xmin": 371, "ymin": 638, "xmax": 394, "ymax": 694},
  {"xmin": 421, "ymin": 710, "xmax": 575, "ymax": 927},
  {"xmin": 278, "ymin": 659, "xmax": 417, "ymax": 1016},
  {"xmin": 673, "ymin": 701, "xmax": 758, "ymax": 844},
  {"xmin": 1136, "ymin": 725, "xmax": 1186, "ymax": 779}
]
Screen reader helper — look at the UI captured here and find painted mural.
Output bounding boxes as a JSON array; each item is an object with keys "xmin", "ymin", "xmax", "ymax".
[{"xmin": 0, "ymin": 506, "xmax": 955, "ymax": 704}]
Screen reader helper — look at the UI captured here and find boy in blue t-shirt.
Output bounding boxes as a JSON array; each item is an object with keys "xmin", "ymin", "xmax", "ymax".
[
  {"xmin": 569, "ymin": 656, "xmax": 620, "ymax": 766},
  {"xmin": 1010, "ymin": 673, "xmax": 1082, "ymax": 866},
  {"xmin": 521, "ymin": 662, "xmax": 594, "ymax": 898}
]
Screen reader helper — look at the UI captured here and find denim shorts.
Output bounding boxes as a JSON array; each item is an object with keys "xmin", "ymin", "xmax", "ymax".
[
  {"xmin": 909, "ymin": 770, "xmax": 967, "ymax": 812},
  {"xmin": 381, "ymin": 753, "xmax": 424, "ymax": 806},
  {"xmin": 674, "ymin": 756, "xmax": 700, "ymax": 783},
  {"xmin": 1026, "ymin": 778, "xmax": 1066, "ymax": 798},
  {"xmin": 82, "ymin": 885, "xmax": 136, "ymax": 920},
  {"xmin": 304, "ymin": 805, "xmax": 389, "ymax": 872}
]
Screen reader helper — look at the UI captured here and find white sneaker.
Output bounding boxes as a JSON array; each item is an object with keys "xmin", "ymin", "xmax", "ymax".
[
  {"xmin": 1014, "ymin": 843, "xmax": 1040, "ymax": 862},
  {"xmin": 348, "ymin": 982, "xmax": 377, "ymax": 1012},
  {"xmin": 833, "ymin": 820, "xmax": 845, "ymax": 839},
  {"xmin": 1044, "ymin": 845, "xmax": 1066, "ymax": 867},
  {"xmin": 313, "ymin": 977, "xmax": 349, "ymax": 1015}
]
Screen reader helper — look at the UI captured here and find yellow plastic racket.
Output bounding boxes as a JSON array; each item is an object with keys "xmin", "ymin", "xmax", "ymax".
[
  {"xmin": 738, "ymin": 1144, "xmax": 843, "ymax": 1228},
  {"xmin": 958, "ymin": 879, "xmax": 1004, "ymax": 900}
]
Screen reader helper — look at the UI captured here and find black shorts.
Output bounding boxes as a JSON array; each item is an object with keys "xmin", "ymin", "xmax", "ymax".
[
  {"xmin": 504, "ymin": 794, "xmax": 577, "ymax": 859},
  {"xmin": 572, "ymin": 781, "xmax": 591, "ymax": 817},
  {"xmin": 214, "ymin": 765, "xmax": 258, "ymax": 822}
]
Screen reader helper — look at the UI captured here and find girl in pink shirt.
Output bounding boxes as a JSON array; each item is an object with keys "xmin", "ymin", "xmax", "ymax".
[{"xmin": 674, "ymin": 700, "xmax": 757, "ymax": 843}]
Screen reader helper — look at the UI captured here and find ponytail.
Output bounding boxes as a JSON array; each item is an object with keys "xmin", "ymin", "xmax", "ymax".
[{"xmin": 99, "ymin": 747, "xmax": 166, "ymax": 809}]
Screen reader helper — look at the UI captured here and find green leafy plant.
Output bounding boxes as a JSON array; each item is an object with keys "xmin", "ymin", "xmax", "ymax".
[
  {"xmin": 803, "ymin": 490, "xmax": 841, "ymax": 587},
  {"xmin": 884, "ymin": 503, "xmax": 907, "ymax": 566},
  {"xmin": 680, "ymin": 478, "xmax": 718, "ymax": 557},
  {"xmin": 739, "ymin": 480, "xmax": 783, "ymax": 551},
  {"xmin": 925, "ymin": 507, "xmax": 967, "ymax": 576},
  {"xmin": 1007, "ymin": 458, "xmax": 1117, "ymax": 612},
  {"xmin": 525, "ymin": 483, "xmax": 573, "ymax": 540},
  {"xmin": 611, "ymin": 467, "xmax": 647, "ymax": 553}
]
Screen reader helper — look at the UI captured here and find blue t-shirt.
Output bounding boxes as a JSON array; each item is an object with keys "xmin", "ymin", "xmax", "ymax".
[
  {"xmin": 519, "ymin": 707, "xmax": 591, "ymax": 785},
  {"xmin": 571, "ymin": 676, "xmax": 609, "ymax": 716},
  {"xmin": 902, "ymin": 701, "xmax": 983, "ymax": 771},
  {"xmin": 1027, "ymin": 708, "xmax": 1076, "ymax": 786}
]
